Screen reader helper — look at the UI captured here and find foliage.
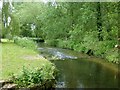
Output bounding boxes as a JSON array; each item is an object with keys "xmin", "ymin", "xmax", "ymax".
[
  {"xmin": 105, "ymin": 49, "xmax": 119, "ymax": 64},
  {"xmin": 3, "ymin": 2, "xmax": 119, "ymax": 64},
  {"xmin": 57, "ymin": 39, "xmax": 68, "ymax": 49},
  {"xmin": 1, "ymin": 43, "xmax": 51, "ymax": 79},
  {"xmin": 2, "ymin": 2, "xmax": 20, "ymax": 39},
  {"xmin": 11, "ymin": 63, "xmax": 57, "ymax": 88},
  {"xmin": 45, "ymin": 39, "xmax": 58, "ymax": 47},
  {"xmin": 93, "ymin": 41, "xmax": 116, "ymax": 57},
  {"xmin": 14, "ymin": 37, "xmax": 37, "ymax": 50}
]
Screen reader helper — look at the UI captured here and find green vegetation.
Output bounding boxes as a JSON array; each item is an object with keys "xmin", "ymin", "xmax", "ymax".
[
  {"xmin": 0, "ymin": 44, "xmax": 1, "ymax": 79},
  {"xmin": 12, "ymin": 64, "xmax": 57, "ymax": 88},
  {"xmin": 1, "ymin": 43, "xmax": 56, "ymax": 80},
  {"xmin": 14, "ymin": 37, "xmax": 37, "ymax": 50},
  {"xmin": 1, "ymin": 2, "xmax": 119, "ymax": 65},
  {"xmin": 1, "ymin": 42, "xmax": 57, "ymax": 88},
  {"xmin": 1, "ymin": 2, "xmax": 119, "ymax": 88}
]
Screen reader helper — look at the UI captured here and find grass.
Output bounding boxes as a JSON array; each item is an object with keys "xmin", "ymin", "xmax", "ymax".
[
  {"xmin": 0, "ymin": 43, "xmax": 2, "ymax": 79},
  {"xmin": 1, "ymin": 39, "xmax": 14, "ymax": 43},
  {"xmin": 0, "ymin": 42, "xmax": 51, "ymax": 80}
]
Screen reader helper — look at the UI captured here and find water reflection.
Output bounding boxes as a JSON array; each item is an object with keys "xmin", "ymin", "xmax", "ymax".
[
  {"xmin": 52, "ymin": 59, "xmax": 119, "ymax": 88},
  {"xmin": 37, "ymin": 45, "xmax": 119, "ymax": 88}
]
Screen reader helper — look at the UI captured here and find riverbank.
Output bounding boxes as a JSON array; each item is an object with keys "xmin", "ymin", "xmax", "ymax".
[
  {"xmin": 1, "ymin": 43, "xmax": 50, "ymax": 79},
  {"xmin": 38, "ymin": 44, "xmax": 119, "ymax": 73},
  {"xmin": 39, "ymin": 46, "xmax": 119, "ymax": 88},
  {"xmin": 45, "ymin": 39, "xmax": 119, "ymax": 64},
  {"xmin": 0, "ymin": 41, "xmax": 57, "ymax": 89}
]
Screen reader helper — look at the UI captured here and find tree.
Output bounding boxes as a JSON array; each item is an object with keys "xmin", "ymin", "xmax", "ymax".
[
  {"xmin": 9, "ymin": 2, "xmax": 119, "ymax": 63},
  {"xmin": 0, "ymin": 0, "xmax": 2, "ymax": 42},
  {"xmin": 96, "ymin": 2, "xmax": 103, "ymax": 41},
  {"xmin": 2, "ymin": 1, "xmax": 19, "ymax": 39}
]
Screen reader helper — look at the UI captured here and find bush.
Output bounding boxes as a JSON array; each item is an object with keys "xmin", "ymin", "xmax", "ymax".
[
  {"xmin": 73, "ymin": 43, "xmax": 86, "ymax": 53},
  {"xmin": 57, "ymin": 39, "xmax": 67, "ymax": 49},
  {"xmin": 14, "ymin": 37, "xmax": 37, "ymax": 50},
  {"xmin": 11, "ymin": 63, "xmax": 58, "ymax": 88},
  {"xmin": 57, "ymin": 39, "xmax": 76, "ymax": 50},
  {"xmin": 45, "ymin": 39, "xmax": 58, "ymax": 47},
  {"xmin": 94, "ymin": 41, "xmax": 116, "ymax": 57},
  {"xmin": 105, "ymin": 49, "xmax": 119, "ymax": 64}
]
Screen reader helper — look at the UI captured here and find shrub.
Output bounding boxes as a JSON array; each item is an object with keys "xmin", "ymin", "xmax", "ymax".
[
  {"xmin": 105, "ymin": 49, "xmax": 119, "ymax": 64},
  {"xmin": 57, "ymin": 39, "xmax": 68, "ymax": 49},
  {"xmin": 11, "ymin": 63, "xmax": 58, "ymax": 88},
  {"xmin": 94, "ymin": 40, "xmax": 116, "ymax": 57},
  {"xmin": 45, "ymin": 39, "xmax": 58, "ymax": 47},
  {"xmin": 73, "ymin": 43, "xmax": 85, "ymax": 52},
  {"xmin": 14, "ymin": 37, "xmax": 37, "ymax": 50}
]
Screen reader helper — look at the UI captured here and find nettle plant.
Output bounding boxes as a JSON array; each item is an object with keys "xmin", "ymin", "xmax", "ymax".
[{"xmin": 11, "ymin": 63, "xmax": 58, "ymax": 88}]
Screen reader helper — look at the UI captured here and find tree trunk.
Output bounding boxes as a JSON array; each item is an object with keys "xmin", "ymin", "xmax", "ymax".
[
  {"xmin": 68, "ymin": 2, "xmax": 74, "ymax": 31},
  {"xmin": 96, "ymin": 2, "xmax": 103, "ymax": 41},
  {"xmin": 118, "ymin": 2, "xmax": 120, "ymax": 39}
]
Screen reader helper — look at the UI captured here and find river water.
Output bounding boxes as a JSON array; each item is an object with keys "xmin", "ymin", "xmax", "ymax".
[{"xmin": 38, "ymin": 45, "xmax": 119, "ymax": 89}]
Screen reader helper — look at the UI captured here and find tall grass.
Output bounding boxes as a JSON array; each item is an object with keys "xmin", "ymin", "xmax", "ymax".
[{"xmin": 14, "ymin": 37, "xmax": 37, "ymax": 50}]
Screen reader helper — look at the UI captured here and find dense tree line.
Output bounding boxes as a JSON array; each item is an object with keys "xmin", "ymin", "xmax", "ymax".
[{"xmin": 2, "ymin": 2, "xmax": 119, "ymax": 64}]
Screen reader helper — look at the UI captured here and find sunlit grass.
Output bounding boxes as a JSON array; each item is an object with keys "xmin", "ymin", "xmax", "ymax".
[
  {"xmin": 0, "ymin": 43, "xmax": 2, "ymax": 79},
  {"xmin": 1, "ymin": 43, "xmax": 50, "ymax": 79},
  {"xmin": 1, "ymin": 39, "xmax": 14, "ymax": 43}
]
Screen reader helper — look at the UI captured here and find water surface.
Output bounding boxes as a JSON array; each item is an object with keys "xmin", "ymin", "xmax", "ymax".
[
  {"xmin": 38, "ymin": 45, "xmax": 119, "ymax": 88},
  {"xmin": 52, "ymin": 59, "xmax": 119, "ymax": 88}
]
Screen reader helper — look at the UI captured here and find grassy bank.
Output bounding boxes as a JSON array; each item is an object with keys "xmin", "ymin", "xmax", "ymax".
[
  {"xmin": 45, "ymin": 39, "xmax": 119, "ymax": 64},
  {"xmin": 1, "ymin": 42, "xmax": 54, "ymax": 80}
]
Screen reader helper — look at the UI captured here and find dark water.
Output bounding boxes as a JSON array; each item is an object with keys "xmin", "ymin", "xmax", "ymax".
[
  {"xmin": 38, "ymin": 45, "xmax": 119, "ymax": 88},
  {"xmin": 52, "ymin": 59, "xmax": 119, "ymax": 88}
]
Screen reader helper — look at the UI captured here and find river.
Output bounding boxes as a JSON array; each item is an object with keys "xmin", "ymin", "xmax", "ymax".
[{"xmin": 38, "ymin": 44, "xmax": 119, "ymax": 89}]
